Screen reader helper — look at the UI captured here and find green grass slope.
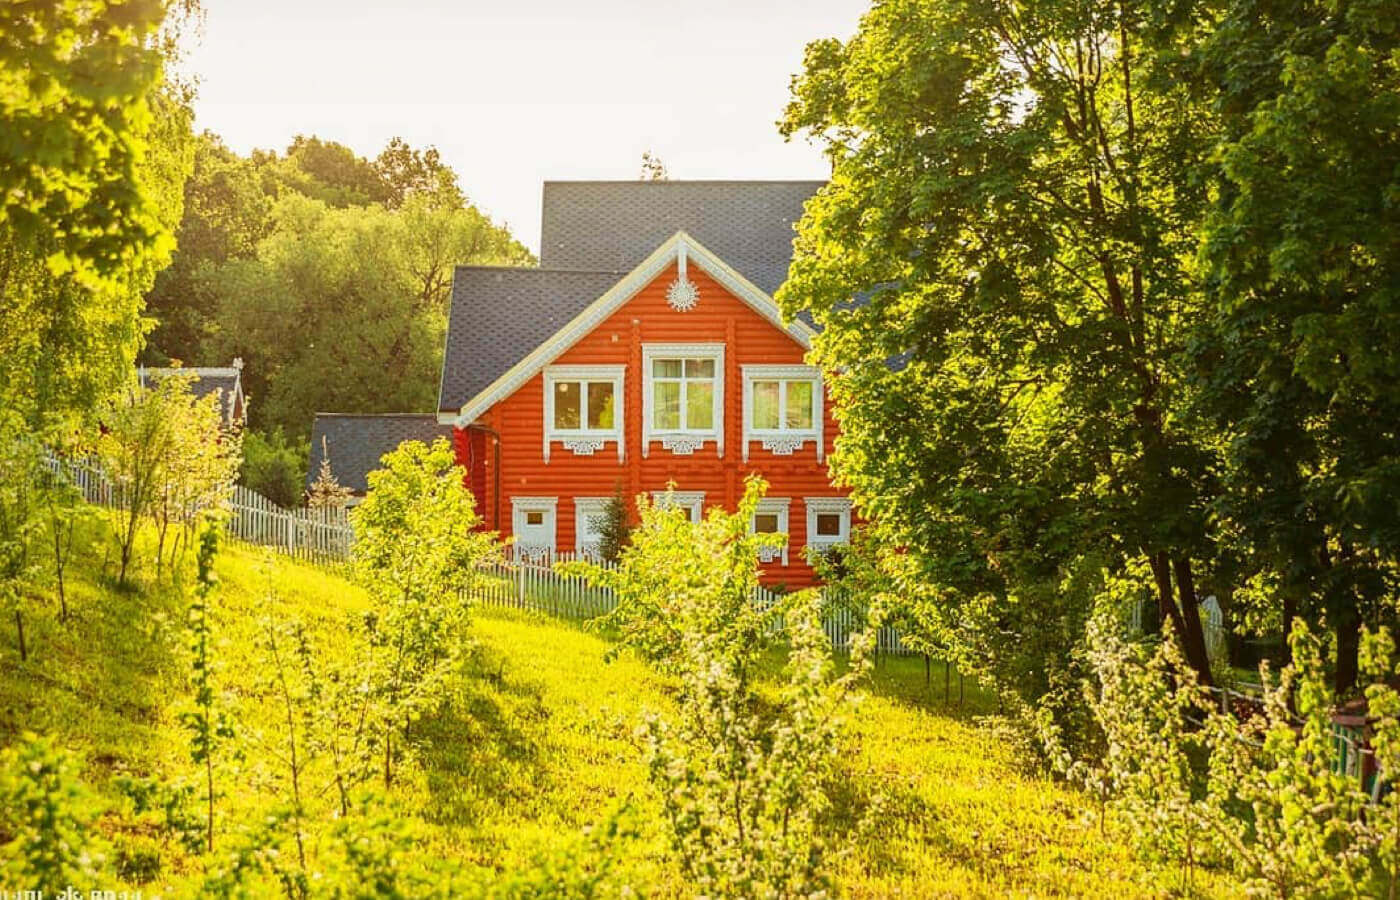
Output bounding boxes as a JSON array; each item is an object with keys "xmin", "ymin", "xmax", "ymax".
[{"xmin": 0, "ymin": 517, "xmax": 1237, "ymax": 897}]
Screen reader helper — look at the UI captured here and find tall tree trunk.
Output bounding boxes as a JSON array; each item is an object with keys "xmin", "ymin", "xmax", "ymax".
[
  {"xmin": 1149, "ymin": 552, "xmax": 1214, "ymax": 687},
  {"xmin": 1281, "ymin": 591, "xmax": 1298, "ymax": 667},
  {"xmin": 1171, "ymin": 556, "xmax": 1215, "ymax": 688},
  {"xmin": 1335, "ymin": 605, "xmax": 1361, "ymax": 695}
]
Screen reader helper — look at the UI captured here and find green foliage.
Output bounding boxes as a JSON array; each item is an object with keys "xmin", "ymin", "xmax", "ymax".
[
  {"xmin": 178, "ymin": 520, "xmax": 232, "ymax": 853},
  {"xmin": 0, "ymin": 1, "xmax": 169, "ymax": 285},
  {"xmin": 1185, "ymin": 0, "xmax": 1400, "ymax": 691},
  {"xmin": 97, "ymin": 372, "xmax": 240, "ymax": 583},
  {"xmin": 240, "ymin": 427, "xmax": 308, "ymax": 508},
  {"xmin": 567, "ymin": 479, "xmax": 785, "ymax": 673},
  {"xmin": 592, "ymin": 484, "xmax": 633, "ymax": 564},
  {"xmin": 0, "ymin": 4, "xmax": 196, "ymax": 441},
  {"xmin": 199, "ymin": 191, "xmax": 529, "ymax": 440},
  {"xmin": 0, "ymin": 732, "xmax": 104, "ymax": 892},
  {"xmin": 352, "ymin": 438, "xmax": 496, "ymax": 787},
  {"xmin": 779, "ymin": 0, "xmax": 1222, "ymax": 719},
  {"xmin": 1072, "ymin": 618, "xmax": 1392, "ymax": 896},
  {"xmin": 566, "ymin": 478, "xmax": 877, "ymax": 897}
]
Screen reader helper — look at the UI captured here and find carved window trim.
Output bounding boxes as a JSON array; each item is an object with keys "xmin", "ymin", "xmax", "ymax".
[
  {"xmin": 641, "ymin": 343, "xmax": 725, "ymax": 458},
  {"xmin": 510, "ymin": 496, "xmax": 558, "ymax": 561},
  {"xmin": 751, "ymin": 496, "xmax": 792, "ymax": 566},
  {"xmin": 573, "ymin": 496, "xmax": 610, "ymax": 559},
  {"xmin": 741, "ymin": 364, "xmax": 823, "ymax": 462},
  {"xmin": 803, "ymin": 496, "xmax": 851, "ymax": 554},
  {"xmin": 542, "ymin": 364, "xmax": 625, "ymax": 463}
]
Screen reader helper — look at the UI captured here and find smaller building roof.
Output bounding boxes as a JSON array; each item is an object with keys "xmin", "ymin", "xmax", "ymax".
[
  {"xmin": 138, "ymin": 359, "xmax": 245, "ymax": 426},
  {"xmin": 306, "ymin": 413, "xmax": 454, "ymax": 496}
]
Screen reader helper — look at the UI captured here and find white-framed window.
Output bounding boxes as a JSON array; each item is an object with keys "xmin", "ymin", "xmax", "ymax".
[
  {"xmin": 641, "ymin": 343, "xmax": 724, "ymax": 457},
  {"xmin": 751, "ymin": 497, "xmax": 791, "ymax": 565},
  {"xmin": 741, "ymin": 365, "xmax": 823, "ymax": 462},
  {"xmin": 510, "ymin": 496, "xmax": 558, "ymax": 561},
  {"xmin": 543, "ymin": 365, "xmax": 625, "ymax": 463},
  {"xmin": 804, "ymin": 497, "xmax": 851, "ymax": 554},
  {"xmin": 651, "ymin": 490, "xmax": 705, "ymax": 523},
  {"xmin": 573, "ymin": 496, "xmax": 610, "ymax": 560}
]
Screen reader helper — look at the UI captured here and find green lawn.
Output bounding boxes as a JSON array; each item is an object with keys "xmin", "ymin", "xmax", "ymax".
[{"xmin": 0, "ymin": 515, "xmax": 1239, "ymax": 897}]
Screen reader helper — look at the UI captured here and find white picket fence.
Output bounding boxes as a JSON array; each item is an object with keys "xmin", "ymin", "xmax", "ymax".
[
  {"xmin": 226, "ymin": 484, "xmax": 352, "ymax": 566},
  {"xmin": 46, "ymin": 452, "xmax": 911, "ymax": 654},
  {"xmin": 471, "ymin": 548, "xmax": 914, "ymax": 656},
  {"xmin": 42, "ymin": 452, "xmax": 353, "ymax": 567}
]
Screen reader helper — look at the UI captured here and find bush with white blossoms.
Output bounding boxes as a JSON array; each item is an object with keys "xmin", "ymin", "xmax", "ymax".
[
  {"xmin": 1051, "ymin": 611, "xmax": 1396, "ymax": 898},
  {"xmin": 564, "ymin": 476, "xmax": 877, "ymax": 898}
]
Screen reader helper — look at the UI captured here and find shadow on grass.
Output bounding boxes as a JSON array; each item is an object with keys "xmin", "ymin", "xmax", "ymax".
[
  {"xmin": 413, "ymin": 642, "xmax": 551, "ymax": 827},
  {"xmin": 823, "ymin": 761, "xmax": 955, "ymax": 880}
]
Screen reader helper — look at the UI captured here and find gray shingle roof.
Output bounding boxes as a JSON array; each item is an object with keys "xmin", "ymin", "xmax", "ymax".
[
  {"xmin": 438, "ymin": 267, "xmax": 622, "ymax": 413},
  {"xmin": 439, "ymin": 181, "xmax": 825, "ymax": 414},
  {"xmin": 138, "ymin": 364, "xmax": 245, "ymax": 426},
  {"xmin": 306, "ymin": 414, "xmax": 454, "ymax": 495},
  {"xmin": 540, "ymin": 180, "xmax": 823, "ymax": 296}
]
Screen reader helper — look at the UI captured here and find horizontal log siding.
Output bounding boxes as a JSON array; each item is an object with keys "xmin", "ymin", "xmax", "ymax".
[{"xmin": 458, "ymin": 263, "xmax": 847, "ymax": 588}]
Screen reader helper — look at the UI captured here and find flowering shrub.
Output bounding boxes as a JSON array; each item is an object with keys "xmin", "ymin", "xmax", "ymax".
[
  {"xmin": 1060, "ymin": 615, "xmax": 1393, "ymax": 897},
  {"xmin": 564, "ymin": 476, "xmax": 877, "ymax": 897}
]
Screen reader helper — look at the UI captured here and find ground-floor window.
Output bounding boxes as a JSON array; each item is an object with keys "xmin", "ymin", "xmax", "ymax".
[
  {"xmin": 750, "ymin": 497, "xmax": 791, "ymax": 565},
  {"xmin": 510, "ymin": 496, "xmax": 558, "ymax": 561},
  {"xmin": 651, "ymin": 489, "xmax": 705, "ymax": 523},
  {"xmin": 573, "ymin": 497, "xmax": 610, "ymax": 560},
  {"xmin": 803, "ymin": 497, "xmax": 851, "ymax": 557}
]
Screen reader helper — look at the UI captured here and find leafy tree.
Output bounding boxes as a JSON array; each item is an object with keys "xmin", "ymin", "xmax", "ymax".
[
  {"xmin": 240, "ymin": 427, "xmax": 308, "ymax": 508},
  {"xmin": 779, "ymin": 0, "xmax": 1221, "ymax": 704},
  {"xmin": 1185, "ymin": 0, "xmax": 1400, "ymax": 690},
  {"xmin": 143, "ymin": 132, "xmax": 274, "ymax": 364},
  {"xmin": 0, "ymin": 1, "xmax": 171, "ymax": 286},
  {"xmin": 206, "ymin": 193, "xmax": 530, "ymax": 439},
  {"xmin": 350, "ymin": 438, "xmax": 496, "ymax": 787},
  {"xmin": 374, "ymin": 136, "xmax": 464, "ymax": 209},
  {"xmin": 97, "ymin": 371, "xmax": 237, "ymax": 584}
]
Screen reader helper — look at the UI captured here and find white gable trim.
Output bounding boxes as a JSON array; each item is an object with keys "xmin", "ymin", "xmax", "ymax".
[{"xmin": 452, "ymin": 231, "xmax": 815, "ymax": 426}]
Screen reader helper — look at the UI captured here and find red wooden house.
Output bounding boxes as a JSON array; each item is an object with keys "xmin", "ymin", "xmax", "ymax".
[{"xmin": 436, "ymin": 181, "xmax": 849, "ymax": 587}]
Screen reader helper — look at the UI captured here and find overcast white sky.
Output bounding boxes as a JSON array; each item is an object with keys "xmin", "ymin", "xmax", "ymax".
[{"xmin": 183, "ymin": 0, "xmax": 867, "ymax": 254}]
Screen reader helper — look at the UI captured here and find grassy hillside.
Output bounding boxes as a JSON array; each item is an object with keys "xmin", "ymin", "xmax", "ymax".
[{"xmin": 1, "ymin": 515, "xmax": 1238, "ymax": 897}]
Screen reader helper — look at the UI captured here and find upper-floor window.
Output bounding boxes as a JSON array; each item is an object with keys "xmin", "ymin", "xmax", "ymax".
[
  {"xmin": 642, "ymin": 344, "xmax": 725, "ymax": 457},
  {"xmin": 543, "ymin": 365, "xmax": 625, "ymax": 462},
  {"xmin": 741, "ymin": 365, "xmax": 823, "ymax": 461}
]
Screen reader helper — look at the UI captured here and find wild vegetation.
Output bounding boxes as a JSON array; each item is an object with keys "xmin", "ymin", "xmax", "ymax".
[{"xmin": 3, "ymin": 0, "xmax": 1400, "ymax": 895}]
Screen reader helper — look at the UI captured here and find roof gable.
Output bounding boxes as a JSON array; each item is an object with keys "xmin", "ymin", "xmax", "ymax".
[{"xmin": 446, "ymin": 232, "xmax": 816, "ymax": 425}]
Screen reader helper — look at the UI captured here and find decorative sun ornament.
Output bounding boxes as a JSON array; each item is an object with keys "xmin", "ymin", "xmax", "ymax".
[
  {"xmin": 666, "ymin": 241, "xmax": 699, "ymax": 312},
  {"xmin": 667, "ymin": 277, "xmax": 699, "ymax": 311}
]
